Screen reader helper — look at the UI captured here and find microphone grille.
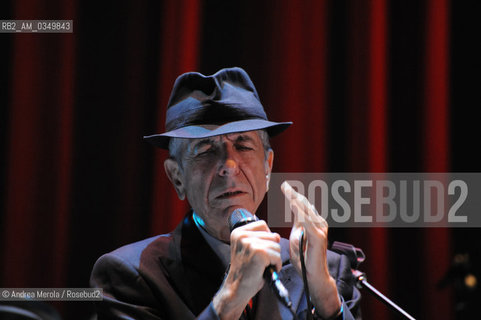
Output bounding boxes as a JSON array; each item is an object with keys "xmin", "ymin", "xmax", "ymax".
[{"xmin": 229, "ymin": 208, "xmax": 259, "ymax": 232}]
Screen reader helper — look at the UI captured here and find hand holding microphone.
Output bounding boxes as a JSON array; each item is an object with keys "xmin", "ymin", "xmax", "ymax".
[
  {"xmin": 229, "ymin": 209, "xmax": 293, "ymax": 309},
  {"xmin": 213, "ymin": 208, "xmax": 283, "ymax": 319}
]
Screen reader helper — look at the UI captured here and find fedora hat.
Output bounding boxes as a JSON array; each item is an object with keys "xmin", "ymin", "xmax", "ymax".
[{"xmin": 144, "ymin": 67, "xmax": 292, "ymax": 149}]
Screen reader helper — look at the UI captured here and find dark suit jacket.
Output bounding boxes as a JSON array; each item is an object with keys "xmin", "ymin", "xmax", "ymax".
[{"xmin": 90, "ymin": 214, "xmax": 361, "ymax": 319}]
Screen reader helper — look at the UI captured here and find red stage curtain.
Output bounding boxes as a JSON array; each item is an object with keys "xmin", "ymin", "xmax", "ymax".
[
  {"xmin": 2, "ymin": 0, "xmax": 76, "ymax": 291},
  {"xmin": 150, "ymin": 0, "xmax": 201, "ymax": 235},
  {"xmin": 422, "ymin": 0, "xmax": 451, "ymax": 318}
]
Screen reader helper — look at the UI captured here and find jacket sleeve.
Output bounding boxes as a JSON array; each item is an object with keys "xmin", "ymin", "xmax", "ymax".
[
  {"xmin": 329, "ymin": 252, "xmax": 362, "ymax": 320},
  {"xmin": 90, "ymin": 253, "xmax": 220, "ymax": 320}
]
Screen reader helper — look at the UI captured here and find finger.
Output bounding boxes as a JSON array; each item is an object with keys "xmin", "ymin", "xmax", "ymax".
[
  {"xmin": 234, "ymin": 230, "xmax": 281, "ymax": 243},
  {"xmin": 235, "ymin": 220, "xmax": 271, "ymax": 232},
  {"xmin": 291, "ymin": 204, "xmax": 328, "ymax": 244},
  {"xmin": 267, "ymin": 249, "xmax": 283, "ymax": 272},
  {"xmin": 242, "ymin": 237, "xmax": 281, "ymax": 253},
  {"xmin": 241, "ymin": 238, "xmax": 283, "ymax": 271},
  {"xmin": 281, "ymin": 182, "xmax": 329, "ymax": 255},
  {"xmin": 262, "ymin": 244, "xmax": 282, "ymax": 272},
  {"xmin": 281, "ymin": 181, "xmax": 318, "ymax": 218},
  {"xmin": 281, "ymin": 181, "xmax": 312, "ymax": 220},
  {"xmin": 282, "ymin": 185, "xmax": 329, "ymax": 251},
  {"xmin": 282, "ymin": 181, "xmax": 327, "ymax": 229},
  {"xmin": 289, "ymin": 226, "xmax": 303, "ymax": 254},
  {"xmin": 280, "ymin": 182, "xmax": 304, "ymax": 226}
]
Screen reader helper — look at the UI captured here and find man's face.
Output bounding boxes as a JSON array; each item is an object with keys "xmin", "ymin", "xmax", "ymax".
[{"xmin": 165, "ymin": 131, "xmax": 273, "ymax": 242}]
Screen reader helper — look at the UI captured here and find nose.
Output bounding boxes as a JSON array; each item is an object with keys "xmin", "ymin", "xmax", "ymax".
[{"xmin": 219, "ymin": 157, "xmax": 239, "ymax": 176}]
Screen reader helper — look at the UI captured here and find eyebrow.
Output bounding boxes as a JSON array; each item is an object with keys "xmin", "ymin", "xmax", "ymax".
[
  {"xmin": 189, "ymin": 138, "xmax": 215, "ymax": 153},
  {"xmin": 189, "ymin": 133, "xmax": 256, "ymax": 154},
  {"xmin": 227, "ymin": 133, "xmax": 256, "ymax": 144}
]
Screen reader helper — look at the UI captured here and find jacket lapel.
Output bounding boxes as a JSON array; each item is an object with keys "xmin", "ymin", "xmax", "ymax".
[
  {"xmin": 180, "ymin": 214, "xmax": 227, "ymax": 314},
  {"xmin": 158, "ymin": 213, "xmax": 227, "ymax": 316}
]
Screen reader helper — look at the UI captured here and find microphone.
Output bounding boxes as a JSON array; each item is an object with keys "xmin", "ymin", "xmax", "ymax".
[
  {"xmin": 228, "ymin": 208, "xmax": 293, "ymax": 309},
  {"xmin": 329, "ymin": 241, "xmax": 365, "ymax": 270}
]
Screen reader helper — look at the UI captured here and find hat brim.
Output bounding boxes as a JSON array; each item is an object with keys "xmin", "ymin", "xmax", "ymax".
[{"xmin": 144, "ymin": 119, "xmax": 292, "ymax": 149}]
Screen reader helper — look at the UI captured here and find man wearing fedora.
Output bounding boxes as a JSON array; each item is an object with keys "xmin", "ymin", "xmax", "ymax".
[{"xmin": 90, "ymin": 67, "xmax": 361, "ymax": 319}]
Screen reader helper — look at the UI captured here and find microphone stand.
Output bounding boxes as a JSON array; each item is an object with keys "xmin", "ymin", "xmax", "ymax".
[
  {"xmin": 330, "ymin": 241, "xmax": 416, "ymax": 320},
  {"xmin": 352, "ymin": 270, "xmax": 416, "ymax": 320}
]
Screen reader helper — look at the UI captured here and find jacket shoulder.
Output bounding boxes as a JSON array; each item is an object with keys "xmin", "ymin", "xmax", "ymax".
[
  {"xmin": 107, "ymin": 234, "xmax": 174, "ymax": 267},
  {"xmin": 90, "ymin": 233, "xmax": 176, "ymax": 289}
]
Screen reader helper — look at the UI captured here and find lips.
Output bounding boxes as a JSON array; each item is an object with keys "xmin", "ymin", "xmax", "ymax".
[{"xmin": 216, "ymin": 190, "xmax": 245, "ymax": 199}]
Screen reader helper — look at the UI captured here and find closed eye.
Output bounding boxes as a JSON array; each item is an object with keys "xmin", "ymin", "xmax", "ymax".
[
  {"xmin": 192, "ymin": 143, "xmax": 216, "ymax": 157},
  {"xmin": 197, "ymin": 148, "xmax": 215, "ymax": 156},
  {"xmin": 235, "ymin": 144, "xmax": 254, "ymax": 151}
]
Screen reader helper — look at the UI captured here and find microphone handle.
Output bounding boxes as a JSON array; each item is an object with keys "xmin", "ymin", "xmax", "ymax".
[{"xmin": 265, "ymin": 266, "xmax": 292, "ymax": 308}]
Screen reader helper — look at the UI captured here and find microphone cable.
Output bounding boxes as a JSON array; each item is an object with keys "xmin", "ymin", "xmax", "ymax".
[{"xmin": 299, "ymin": 230, "xmax": 313, "ymax": 320}]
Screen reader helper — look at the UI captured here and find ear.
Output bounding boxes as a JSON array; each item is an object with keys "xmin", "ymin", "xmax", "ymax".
[
  {"xmin": 265, "ymin": 149, "xmax": 274, "ymax": 191},
  {"xmin": 164, "ymin": 158, "xmax": 186, "ymax": 200}
]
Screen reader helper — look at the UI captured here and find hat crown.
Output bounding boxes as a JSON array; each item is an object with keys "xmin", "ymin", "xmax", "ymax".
[
  {"xmin": 168, "ymin": 67, "xmax": 260, "ymax": 104},
  {"xmin": 165, "ymin": 67, "xmax": 267, "ymax": 132}
]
